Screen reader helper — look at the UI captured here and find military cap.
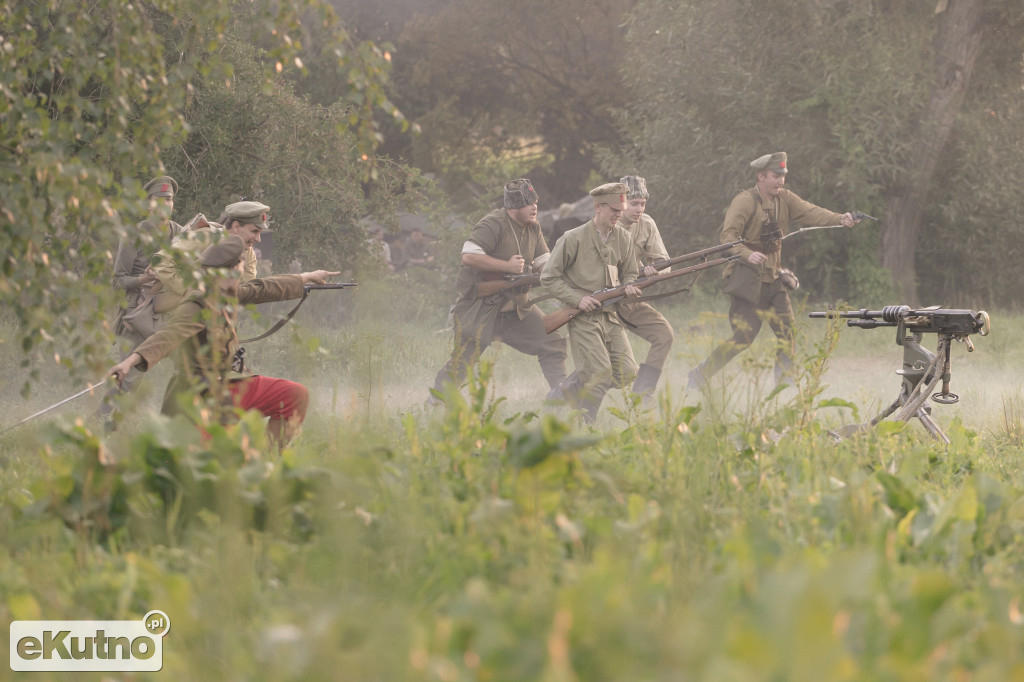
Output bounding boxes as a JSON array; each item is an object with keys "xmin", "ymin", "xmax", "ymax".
[
  {"xmin": 503, "ymin": 178, "xmax": 539, "ymax": 210},
  {"xmin": 144, "ymin": 175, "xmax": 178, "ymax": 198},
  {"xmin": 750, "ymin": 152, "xmax": 788, "ymax": 174},
  {"xmin": 620, "ymin": 175, "xmax": 649, "ymax": 200},
  {"xmin": 589, "ymin": 182, "xmax": 629, "ymax": 209},
  {"xmin": 222, "ymin": 201, "xmax": 270, "ymax": 229},
  {"xmin": 199, "ymin": 234, "xmax": 246, "ymax": 268}
]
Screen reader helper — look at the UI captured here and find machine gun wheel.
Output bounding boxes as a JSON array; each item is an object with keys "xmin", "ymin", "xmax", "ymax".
[{"xmin": 931, "ymin": 391, "xmax": 959, "ymax": 405}]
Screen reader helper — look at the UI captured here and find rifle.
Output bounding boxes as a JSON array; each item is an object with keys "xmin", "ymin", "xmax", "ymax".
[
  {"xmin": 240, "ymin": 281, "xmax": 357, "ymax": 343},
  {"xmin": 475, "ymin": 240, "xmax": 746, "ymax": 300},
  {"xmin": 475, "ymin": 273, "xmax": 541, "ymax": 298},
  {"xmin": 809, "ymin": 304, "xmax": 990, "ymax": 444},
  {"xmin": 647, "ymin": 239, "xmax": 746, "ymax": 271},
  {"xmin": 542, "ymin": 255, "xmax": 740, "ymax": 334},
  {"xmin": 304, "ymin": 282, "xmax": 359, "ymax": 292}
]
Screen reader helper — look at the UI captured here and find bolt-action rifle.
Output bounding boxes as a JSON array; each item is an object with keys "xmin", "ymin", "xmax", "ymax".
[
  {"xmin": 475, "ymin": 240, "xmax": 746, "ymax": 299},
  {"xmin": 809, "ymin": 304, "xmax": 990, "ymax": 443},
  {"xmin": 239, "ymin": 281, "xmax": 357, "ymax": 343},
  {"xmin": 542, "ymin": 255, "xmax": 740, "ymax": 334}
]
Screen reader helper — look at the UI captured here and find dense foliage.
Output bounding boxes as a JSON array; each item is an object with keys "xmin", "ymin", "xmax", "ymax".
[{"xmin": 0, "ymin": 0, "xmax": 413, "ymax": 394}]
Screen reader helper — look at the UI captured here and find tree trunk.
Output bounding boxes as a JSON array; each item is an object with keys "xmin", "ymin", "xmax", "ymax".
[{"xmin": 878, "ymin": 0, "xmax": 985, "ymax": 304}]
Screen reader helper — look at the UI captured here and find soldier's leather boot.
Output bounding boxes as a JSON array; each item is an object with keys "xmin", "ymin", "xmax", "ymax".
[
  {"xmin": 774, "ymin": 356, "xmax": 796, "ymax": 388},
  {"xmin": 686, "ymin": 364, "xmax": 709, "ymax": 391},
  {"xmin": 579, "ymin": 396, "xmax": 602, "ymax": 424},
  {"xmin": 631, "ymin": 363, "xmax": 662, "ymax": 398},
  {"xmin": 547, "ymin": 371, "xmax": 582, "ymax": 408}
]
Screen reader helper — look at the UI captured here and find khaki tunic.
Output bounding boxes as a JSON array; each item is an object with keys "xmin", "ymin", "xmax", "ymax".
[
  {"xmin": 617, "ymin": 214, "xmax": 674, "ymax": 370},
  {"xmin": 133, "ymin": 275, "xmax": 305, "ymax": 414},
  {"xmin": 434, "ymin": 208, "xmax": 567, "ymax": 392},
  {"xmin": 112, "ymin": 218, "xmax": 183, "ymax": 334},
  {"xmin": 720, "ymin": 187, "xmax": 844, "ymax": 284},
  {"xmin": 618, "ymin": 214, "xmax": 670, "ymax": 271},
  {"xmin": 541, "ymin": 221, "xmax": 639, "ymax": 403},
  {"xmin": 151, "ymin": 226, "xmax": 257, "ymax": 312}
]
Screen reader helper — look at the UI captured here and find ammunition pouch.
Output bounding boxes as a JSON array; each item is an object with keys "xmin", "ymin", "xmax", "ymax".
[{"xmin": 722, "ymin": 262, "xmax": 762, "ymax": 304}]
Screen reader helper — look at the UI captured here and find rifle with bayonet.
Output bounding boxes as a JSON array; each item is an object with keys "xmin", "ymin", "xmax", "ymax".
[
  {"xmin": 240, "ymin": 281, "xmax": 358, "ymax": 343},
  {"xmin": 474, "ymin": 240, "xmax": 746, "ymax": 299},
  {"xmin": 542, "ymin": 255, "xmax": 740, "ymax": 334},
  {"xmin": 809, "ymin": 304, "xmax": 990, "ymax": 444}
]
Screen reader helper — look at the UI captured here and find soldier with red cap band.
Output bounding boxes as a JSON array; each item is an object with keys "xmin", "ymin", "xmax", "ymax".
[
  {"xmin": 687, "ymin": 152, "xmax": 859, "ymax": 390},
  {"xmin": 100, "ymin": 174, "xmax": 185, "ymax": 423}
]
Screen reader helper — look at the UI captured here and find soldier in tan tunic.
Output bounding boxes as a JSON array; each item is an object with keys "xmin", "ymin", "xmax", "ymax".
[
  {"xmin": 109, "ymin": 234, "xmax": 340, "ymax": 449},
  {"xmin": 541, "ymin": 183, "xmax": 642, "ymax": 423},
  {"xmin": 687, "ymin": 152, "xmax": 858, "ymax": 389},
  {"xmin": 616, "ymin": 175, "xmax": 675, "ymax": 397},
  {"xmin": 100, "ymin": 175, "xmax": 185, "ymax": 420},
  {"xmin": 431, "ymin": 179, "xmax": 568, "ymax": 400},
  {"xmin": 150, "ymin": 201, "xmax": 266, "ymax": 313}
]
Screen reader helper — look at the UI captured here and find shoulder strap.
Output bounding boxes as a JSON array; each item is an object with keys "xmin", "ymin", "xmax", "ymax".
[{"xmin": 238, "ymin": 287, "xmax": 310, "ymax": 344}]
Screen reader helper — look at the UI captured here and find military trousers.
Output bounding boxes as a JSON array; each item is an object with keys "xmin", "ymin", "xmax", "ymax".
[
  {"xmin": 568, "ymin": 312, "xmax": 638, "ymax": 409},
  {"xmin": 696, "ymin": 279, "xmax": 795, "ymax": 382},
  {"xmin": 433, "ymin": 305, "xmax": 568, "ymax": 394},
  {"xmin": 617, "ymin": 301, "xmax": 674, "ymax": 370}
]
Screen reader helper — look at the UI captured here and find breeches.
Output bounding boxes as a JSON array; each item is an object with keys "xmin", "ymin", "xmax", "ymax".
[
  {"xmin": 617, "ymin": 301, "xmax": 674, "ymax": 368},
  {"xmin": 228, "ymin": 375, "xmax": 310, "ymax": 423},
  {"xmin": 568, "ymin": 313, "xmax": 638, "ymax": 403},
  {"xmin": 436, "ymin": 306, "xmax": 568, "ymax": 390}
]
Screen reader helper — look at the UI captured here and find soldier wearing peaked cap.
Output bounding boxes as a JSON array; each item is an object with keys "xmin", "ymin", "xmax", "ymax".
[
  {"xmin": 615, "ymin": 175, "xmax": 675, "ymax": 398},
  {"xmin": 431, "ymin": 178, "xmax": 568, "ymax": 402},
  {"xmin": 687, "ymin": 152, "xmax": 859, "ymax": 390},
  {"xmin": 220, "ymin": 200, "xmax": 271, "ymax": 283},
  {"xmin": 108, "ymin": 233, "xmax": 342, "ymax": 450},
  {"xmin": 541, "ymin": 182, "xmax": 643, "ymax": 423},
  {"xmin": 100, "ymin": 174, "xmax": 186, "ymax": 422}
]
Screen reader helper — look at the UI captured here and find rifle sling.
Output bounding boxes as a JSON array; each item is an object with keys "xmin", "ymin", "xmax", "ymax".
[{"xmin": 239, "ymin": 287, "xmax": 310, "ymax": 344}]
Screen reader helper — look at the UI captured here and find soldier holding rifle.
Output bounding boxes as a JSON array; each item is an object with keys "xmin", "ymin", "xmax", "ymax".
[
  {"xmin": 687, "ymin": 152, "xmax": 859, "ymax": 390},
  {"xmin": 541, "ymin": 183, "xmax": 642, "ymax": 423},
  {"xmin": 616, "ymin": 175, "xmax": 675, "ymax": 397},
  {"xmin": 430, "ymin": 178, "xmax": 568, "ymax": 402}
]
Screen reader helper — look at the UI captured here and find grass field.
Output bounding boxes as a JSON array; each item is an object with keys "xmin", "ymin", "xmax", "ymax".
[{"xmin": 2, "ymin": 283, "xmax": 1024, "ymax": 681}]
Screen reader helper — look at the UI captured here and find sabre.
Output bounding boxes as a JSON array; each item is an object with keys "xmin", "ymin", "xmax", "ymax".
[
  {"xmin": 780, "ymin": 211, "xmax": 877, "ymax": 241},
  {"xmin": 0, "ymin": 381, "xmax": 108, "ymax": 435}
]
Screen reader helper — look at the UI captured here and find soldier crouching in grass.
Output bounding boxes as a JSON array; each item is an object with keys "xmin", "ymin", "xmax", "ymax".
[{"xmin": 108, "ymin": 233, "xmax": 340, "ymax": 450}]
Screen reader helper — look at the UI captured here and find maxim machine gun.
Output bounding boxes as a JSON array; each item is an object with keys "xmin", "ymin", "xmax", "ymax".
[{"xmin": 809, "ymin": 305, "xmax": 991, "ymax": 443}]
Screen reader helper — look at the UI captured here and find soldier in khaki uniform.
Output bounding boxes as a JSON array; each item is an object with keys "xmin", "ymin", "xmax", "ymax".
[
  {"xmin": 100, "ymin": 175, "xmax": 185, "ymax": 420},
  {"xmin": 150, "ymin": 201, "xmax": 266, "ymax": 312},
  {"xmin": 541, "ymin": 183, "xmax": 642, "ymax": 423},
  {"xmin": 687, "ymin": 152, "xmax": 858, "ymax": 389},
  {"xmin": 431, "ymin": 179, "xmax": 568, "ymax": 400},
  {"xmin": 616, "ymin": 175, "xmax": 675, "ymax": 397},
  {"xmin": 109, "ymin": 233, "xmax": 340, "ymax": 449}
]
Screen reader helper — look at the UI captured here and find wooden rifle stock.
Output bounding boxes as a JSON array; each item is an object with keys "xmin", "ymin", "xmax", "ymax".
[
  {"xmin": 542, "ymin": 255, "xmax": 739, "ymax": 334},
  {"xmin": 474, "ymin": 274, "xmax": 541, "ymax": 298}
]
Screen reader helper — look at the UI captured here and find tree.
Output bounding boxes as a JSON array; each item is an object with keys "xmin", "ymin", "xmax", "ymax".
[
  {"xmin": 0, "ymin": 0, "xmax": 407, "ymax": 395},
  {"xmin": 607, "ymin": 0, "xmax": 1024, "ymax": 306},
  {"xmin": 376, "ymin": 0, "xmax": 635, "ymax": 204}
]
